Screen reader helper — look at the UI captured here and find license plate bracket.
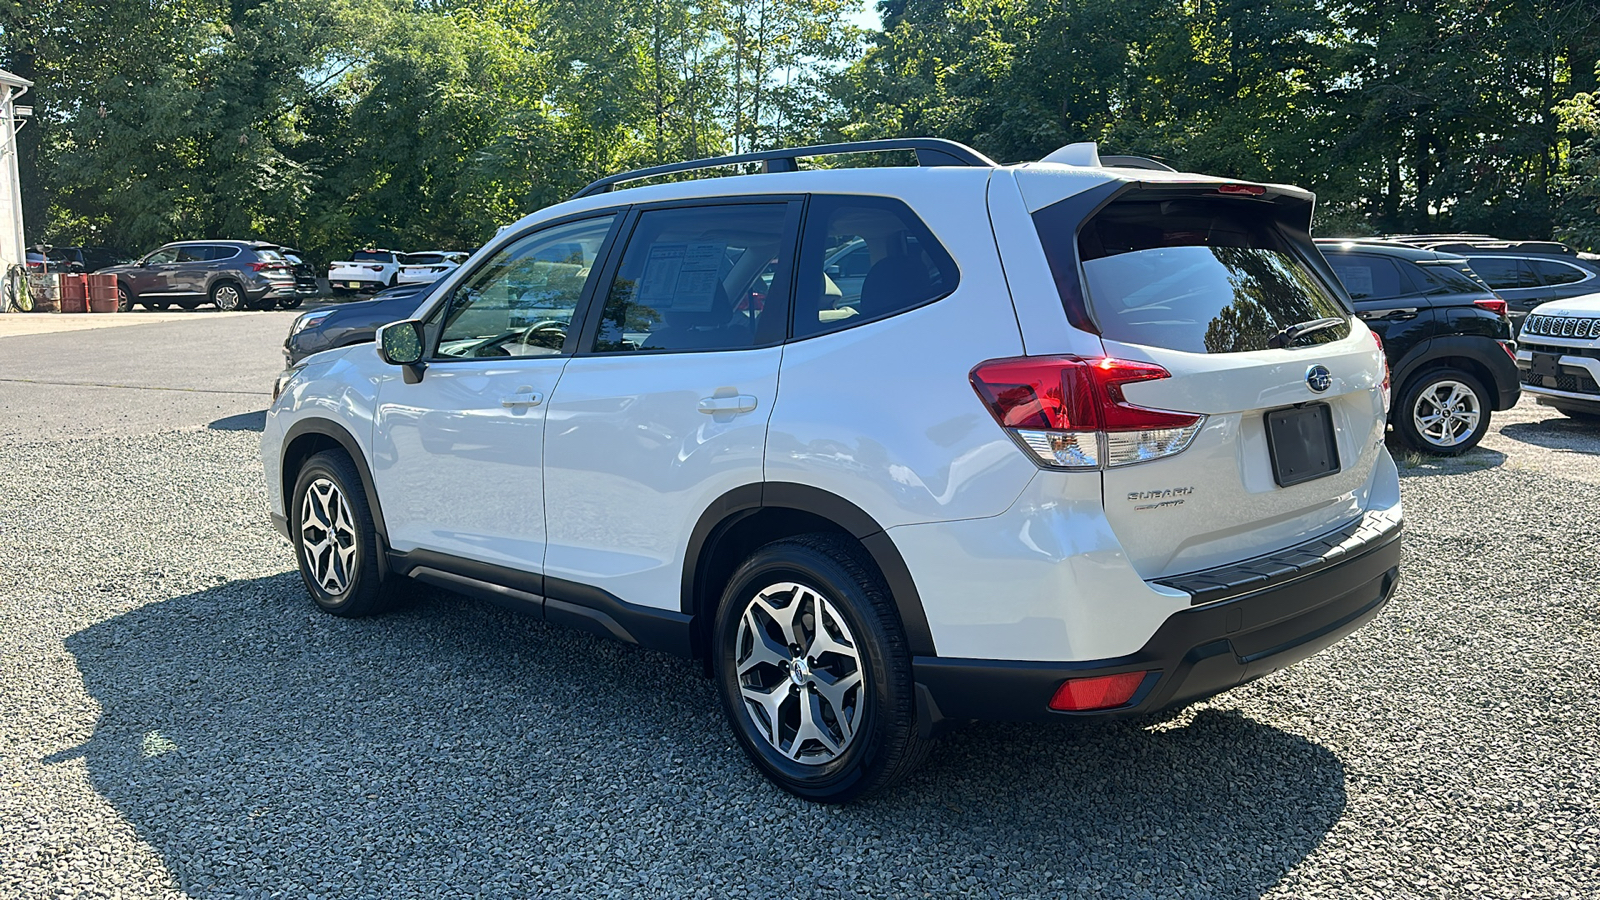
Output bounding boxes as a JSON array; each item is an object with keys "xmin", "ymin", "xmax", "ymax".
[
  {"xmin": 1265, "ymin": 403, "xmax": 1340, "ymax": 487},
  {"xmin": 1531, "ymin": 352, "xmax": 1562, "ymax": 377}
]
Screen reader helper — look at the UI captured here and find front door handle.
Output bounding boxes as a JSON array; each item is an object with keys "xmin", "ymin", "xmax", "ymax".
[
  {"xmin": 500, "ymin": 389, "xmax": 543, "ymax": 408},
  {"xmin": 698, "ymin": 394, "xmax": 758, "ymax": 415}
]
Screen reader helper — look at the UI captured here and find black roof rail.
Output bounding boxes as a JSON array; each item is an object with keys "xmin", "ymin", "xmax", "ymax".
[{"xmin": 573, "ymin": 138, "xmax": 998, "ymax": 199}]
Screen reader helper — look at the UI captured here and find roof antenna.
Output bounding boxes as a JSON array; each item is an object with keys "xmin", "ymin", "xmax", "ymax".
[{"xmin": 1041, "ymin": 142, "xmax": 1101, "ymax": 167}]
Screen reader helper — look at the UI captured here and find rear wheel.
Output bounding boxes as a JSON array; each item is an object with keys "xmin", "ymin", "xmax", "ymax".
[
  {"xmin": 211, "ymin": 281, "xmax": 243, "ymax": 311},
  {"xmin": 1394, "ymin": 367, "xmax": 1491, "ymax": 455},
  {"xmin": 713, "ymin": 534, "xmax": 932, "ymax": 803},
  {"xmin": 290, "ymin": 450, "xmax": 397, "ymax": 617}
]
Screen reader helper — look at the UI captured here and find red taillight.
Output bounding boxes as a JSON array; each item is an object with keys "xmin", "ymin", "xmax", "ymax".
[
  {"xmin": 1498, "ymin": 340, "xmax": 1517, "ymax": 361},
  {"xmin": 1371, "ymin": 331, "xmax": 1391, "ymax": 415},
  {"xmin": 1474, "ymin": 297, "xmax": 1508, "ymax": 318},
  {"xmin": 367, "ymin": 265, "xmax": 384, "ymax": 272},
  {"xmin": 970, "ymin": 356, "xmax": 1204, "ymax": 468},
  {"xmin": 1049, "ymin": 671, "xmax": 1147, "ymax": 711},
  {"xmin": 1217, "ymin": 183, "xmax": 1267, "ymax": 196},
  {"xmin": 249, "ymin": 261, "xmax": 269, "ymax": 272}
]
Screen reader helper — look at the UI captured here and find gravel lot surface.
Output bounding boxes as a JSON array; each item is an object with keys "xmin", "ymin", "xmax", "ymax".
[{"xmin": 1, "ymin": 326, "xmax": 1596, "ymax": 898}]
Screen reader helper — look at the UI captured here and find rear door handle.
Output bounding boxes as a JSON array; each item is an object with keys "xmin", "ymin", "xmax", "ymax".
[
  {"xmin": 500, "ymin": 389, "xmax": 543, "ymax": 408},
  {"xmin": 698, "ymin": 394, "xmax": 758, "ymax": 414}
]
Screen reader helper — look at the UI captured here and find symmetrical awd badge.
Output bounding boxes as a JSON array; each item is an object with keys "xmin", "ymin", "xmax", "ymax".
[{"xmin": 1306, "ymin": 365, "xmax": 1332, "ymax": 393}]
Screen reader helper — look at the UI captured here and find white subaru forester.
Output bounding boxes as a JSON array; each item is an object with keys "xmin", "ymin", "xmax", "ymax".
[{"xmin": 262, "ymin": 139, "xmax": 1402, "ymax": 802}]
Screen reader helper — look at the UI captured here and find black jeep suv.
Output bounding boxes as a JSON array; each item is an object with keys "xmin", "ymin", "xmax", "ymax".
[{"xmin": 1318, "ymin": 239, "xmax": 1520, "ymax": 454}]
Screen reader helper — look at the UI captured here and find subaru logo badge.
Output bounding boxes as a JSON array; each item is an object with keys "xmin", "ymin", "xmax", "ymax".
[{"xmin": 1306, "ymin": 365, "xmax": 1332, "ymax": 393}]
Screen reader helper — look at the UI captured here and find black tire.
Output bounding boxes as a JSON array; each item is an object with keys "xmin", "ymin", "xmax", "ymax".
[
  {"xmin": 210, "ymin": 280, "xmax": 243, "ymax": 311},
  {"xmin": 278, "ymin": 294, "xmax": 304, "ymax": 309},
  {"xmin": 712, "ymin": 534, "xmax": 932, "ymax": 803},
  {"xmin": 176, "ymin": 299, "xmax": 201, "ymax": 310},
  {"xmin": 1393, "ymin": 367, "xmax": 1492, "ymax": 455},
  {"xmin": 148, "ymin": 301, "xmax": 170, "ymax": 311},
  {"xmin": 289, "ymin": 450, "xmax": 396, "ymax": 617},
  {"xmin": 116, "ymin": 283, "xmax": 135, "ymax": 312}
]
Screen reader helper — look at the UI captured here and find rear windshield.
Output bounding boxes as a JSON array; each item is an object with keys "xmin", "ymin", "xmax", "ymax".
[
  {"xmin": 353, "ymin": 250, "xmax": 394, "ymax": 262},
  {"xmin": 1051, "ymin": 197, "xmax": 1351, "ymax": 354},
  {"xmin": 404, "ymin": 253, "xmax": 448, "ymax": 265}
]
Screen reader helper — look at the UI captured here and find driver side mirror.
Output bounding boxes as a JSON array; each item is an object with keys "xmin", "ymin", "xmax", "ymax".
[
  {"xmin": 376, "ymin": 319, "xmax": 427, "ymax": 383},
  {"xmin": 825, "ymin": 264, "xmax": 842, "ymax": 278}
]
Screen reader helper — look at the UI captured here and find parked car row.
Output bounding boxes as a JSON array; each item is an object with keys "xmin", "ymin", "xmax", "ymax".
[{"xmin": 327, "ymin": 249, "xmax": 467, "ymax": 294}]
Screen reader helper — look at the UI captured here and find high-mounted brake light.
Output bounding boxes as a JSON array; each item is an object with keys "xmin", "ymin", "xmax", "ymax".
[
  {"xmin": 970, "ymin": 356, "xmax": 1205, "ymax": 468},
  {"xmin": 1473, "ymin": 297, "xmax": 1508, "ymax": 318},
  {"xmin": 1217, "ymin": 183, "xmax": 1267, "ymax": 196}
]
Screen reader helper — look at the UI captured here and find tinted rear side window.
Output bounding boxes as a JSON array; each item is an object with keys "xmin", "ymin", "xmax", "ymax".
[
  {"xmin": 792, "ymin": 195, "xmax": 958, "ymax": 339},
  {"xmin": 1528, "ymin": 258, "xmax": 1590, "ymax": 286},
  {"xmin": 1409, "ymin": 261, "xmax": 1488, "ymax": 295},
  {"xmin": 1061, "ymin": 197, "xmax": 1350, "ymax": 353},
  {"xmin": 1465, "ymin": 256, "xmax": 1536, "ymax": 289},
  {"xmin": 1328, "ymin": 255, "xmax": 1409, "ymax": 301}
]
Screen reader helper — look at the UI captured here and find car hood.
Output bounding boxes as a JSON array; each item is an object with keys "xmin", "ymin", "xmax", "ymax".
[
  {"xmin": 1530, "ymin": 292, "xmax": 1600, "ymax": 317},
  {"xmin": 317, "ymin": 294, "xmax": 429, "ymax": 330}
]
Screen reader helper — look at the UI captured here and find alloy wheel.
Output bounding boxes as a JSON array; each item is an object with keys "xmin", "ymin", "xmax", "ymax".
[
  {"xmin": 1412, "ymin": 379, "xmax": 1482, "ymax": 448},
  {"xmin": 300, "ymin": 477, "xmax": 359, "ymax": 595},
  {"xmin": 214, "ymin": 285, "xmax": 241, "ymax": 310},
  {"xmin": 734, "ymin": 581, "xmax": 865, "ymax": 764}
]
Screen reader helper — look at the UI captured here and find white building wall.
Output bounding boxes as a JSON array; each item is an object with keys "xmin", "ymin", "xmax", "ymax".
[{"xmin": 0, "ymin": 86, "xmax": 25, "ymax": 274}]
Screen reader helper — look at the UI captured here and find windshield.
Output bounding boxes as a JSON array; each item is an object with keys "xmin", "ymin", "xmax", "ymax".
[{"xmin": 1059, "ymin": 197, "xmax": 1351, "ymax": 354}]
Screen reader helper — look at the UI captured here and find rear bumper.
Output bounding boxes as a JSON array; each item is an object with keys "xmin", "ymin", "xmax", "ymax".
[{"xmin": 913, "ymin": 512, "xmax": 1402, "ymax": 725}]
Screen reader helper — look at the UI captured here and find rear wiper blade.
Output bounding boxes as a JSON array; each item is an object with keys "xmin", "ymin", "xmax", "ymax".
[{"xmin": 1268, "ymin": 316, "xmax": 1345, "ymax": 349}]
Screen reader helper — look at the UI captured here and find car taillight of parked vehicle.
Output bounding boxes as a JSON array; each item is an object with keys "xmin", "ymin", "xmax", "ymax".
[
  {"xmin": 969, "ymin": 356, "xmax": 1205, "ymax": 469},
  {"xmin": 1473, "ymin": 297, "xmax": 1508, "ymax": 318},
  {"xmin": 1372, "ymin": 331, "xmax": 1392, "ymax": 415}
]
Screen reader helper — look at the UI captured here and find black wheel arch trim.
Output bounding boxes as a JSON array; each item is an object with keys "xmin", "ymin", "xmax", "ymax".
[
  {"xmin": 682, "ymin": 482, "xmax": 937, "ymax": 657},
  {"xmin": 281, "ymin": 418, "xmax": 392, "ymax": 576},
  {"xmin": 1391, "ymin": 335, "xmax": 1520, "ymax": 411}
]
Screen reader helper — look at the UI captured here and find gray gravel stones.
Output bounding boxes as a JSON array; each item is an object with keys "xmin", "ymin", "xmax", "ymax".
[{"xmin": 1, "ymin": 403, "xmax": 1597, "ymax": 899}]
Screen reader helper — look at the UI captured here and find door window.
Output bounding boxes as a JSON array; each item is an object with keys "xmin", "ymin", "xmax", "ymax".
[
  {"xmin": 592, "ymin": 203, "xmax": 794, "ymax": 353},
  {"xmin": 1406, "ymin": 261, "xmax": 1490, "ymax": 295},
  {"xmin": 1528, "ymin": 259, "xmax": 1590, "ymax": 286},
  {"xmin": 144, "ymin": 248, "xmax": 178, "ymax": 266},
  {"xmin": 1329, "ymin": 256, "xmax": 1408, "ymax": 301},
  {"xmin": 1465, "ymin": 256, "xmax": 1537, "ymax": 289},
  {"xmin": 794, "ymin": 195, "xmax": 958, "ymax": 339},
  {"xmin": 433, "ymin": 215, "xmax": 616, "ymax": 359}
]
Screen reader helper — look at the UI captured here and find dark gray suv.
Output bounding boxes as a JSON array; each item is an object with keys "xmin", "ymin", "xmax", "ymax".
[
  {"xmin": 1383, "ymin": 236, "xmax": 1600, "ymax": 334},
  {"xmin": 103, "ymin": 241, "xmax": 298, "ymax": 311}
]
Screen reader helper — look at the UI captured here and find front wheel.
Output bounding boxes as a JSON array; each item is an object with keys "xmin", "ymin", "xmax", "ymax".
[
  {"xmin": 713, "ymin": 534, "xmax": 932, "ymax": 803},
  {"xmin": 1394, "ymin": 367, "xmax": 1491, "ymax": 455},
  {"xmin": 290, "ymin": 450, "xmax": 396, "ymax": 617},
  {"xmin": 117, "ymin": 284, "xmax": 135, "ymax": 312},
  {"xmin": 211, "ymin": 281, "xmax": 242, "ymax": 311}
]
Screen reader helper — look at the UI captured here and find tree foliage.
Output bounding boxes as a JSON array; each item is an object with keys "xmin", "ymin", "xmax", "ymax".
[{"xmin": 2, "ymin": 0, "xmax": 1600, "ymax": 258}]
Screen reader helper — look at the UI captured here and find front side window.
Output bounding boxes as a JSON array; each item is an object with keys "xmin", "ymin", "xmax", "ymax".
[
  {"xmin": 434, "ymin": 215, "xmax": 615, "ymax": 359},
  {"xmin": 793, "ymin": 195, "xmax": 958, "ymax": 339},
  {"xmin": 593, "ymin": 203, "xmax": 793, "ymax": 353},
  {"xmin": 144, "ymin": 247, "xmax": 178, "ymax": 266},
  {"xmin": 1329, "ymin": 255, "xmax": 1408, "ymax": 301},
  {"xmin": 1066, "ymin": 197, "xmax": 1350, "ymax": 354}
]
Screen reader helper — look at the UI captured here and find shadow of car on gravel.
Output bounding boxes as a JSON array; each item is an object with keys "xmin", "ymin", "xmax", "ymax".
[
  {"xmin": 1498, "ymin": 415, "xmax": 1600, "ymax": 456},
  {"xmin": 207, "ymin": 410, "xmax": 267, "ymax": 432},
  {"xmin": 55, "ymin": 575, "xmax": 1346, "ymax": 898}
]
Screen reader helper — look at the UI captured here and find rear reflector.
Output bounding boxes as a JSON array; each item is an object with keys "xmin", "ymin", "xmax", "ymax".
[
  {"xmin": 970, "ymin": 356, "xmax": 1204, "ymax": 468},
  {"xmin": 1049, "ymin": 672, "xmax": 1147, "ymax": 711},
  {"xmin": 1474, "ymin": 297, "xmax": 1508, "ymax": 318}
]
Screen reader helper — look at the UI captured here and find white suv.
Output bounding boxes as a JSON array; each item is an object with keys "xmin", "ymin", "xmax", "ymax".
[
  {"xmin": 1514, "ymin": 297, "xmax": 1600, "ymax": 419},
  {"xmin": 262, "ymin": 139, "xmax": 1402, "ymax": 802}
]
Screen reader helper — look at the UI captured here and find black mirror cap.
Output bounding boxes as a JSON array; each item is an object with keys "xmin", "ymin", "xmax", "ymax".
[{"xmin": 376, "ymin": 318, "xmax": 426, "ymax": 371}]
